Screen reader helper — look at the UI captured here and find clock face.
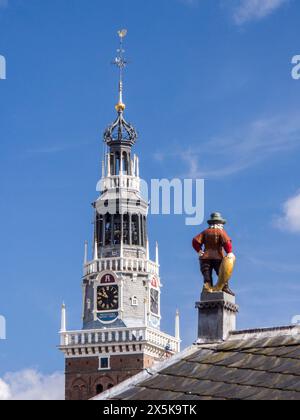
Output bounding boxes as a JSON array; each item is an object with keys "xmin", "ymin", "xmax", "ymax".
[
  {"xmin": 150, "ymin": 289, "xmax": 159, "ymax": 315},
  {"xmin": 97, "ymin": 285, "xmax": 119, "ymax": 311}
]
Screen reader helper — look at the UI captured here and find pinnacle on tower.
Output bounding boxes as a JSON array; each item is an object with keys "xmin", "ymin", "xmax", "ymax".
[
  {"xmin": 60, "ymin": 303, "xmax": 66, "ymax": 333},
  {"xmin": 155, "ymin": 242, "xmax": 159, "ymax": 266},
  {"xmin": 84, "ymin": 240, "xmax": 88, "ymax": 265},
  {"xmin": 93, "ymin": 238, "xmax": 98, "ymax": 261},
  {"xmin": 175, "ymin": 310, "xmax": 181, "ymax": 351}
]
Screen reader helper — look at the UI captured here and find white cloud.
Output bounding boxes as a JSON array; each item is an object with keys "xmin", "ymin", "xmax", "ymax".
[
  {"xmin": 155, "ymin": 112, "xmax": 300, "ymax": 179},
  {"xmin": 0, "ymin": 379, "xmax": 11, "ymax": 400},
  {"xmin": 233, "ymin": 0, "xmax": 288, "ymax": 25},
  {"xmin": 178, "ymin": 0, "xmax": 289, "ymax": 23},
  {"xmin": 0, "ymin": 370, "xmax": 64, "ymax": 401},
  {"xmin": 275, "ymin": 191, "xmax": 300, "ymax": 233}
]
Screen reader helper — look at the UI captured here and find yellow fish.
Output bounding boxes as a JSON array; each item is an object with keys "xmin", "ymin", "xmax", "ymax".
[{"xmin": 212, "ymin": 255, "xmax": 236, "ymax": 292}]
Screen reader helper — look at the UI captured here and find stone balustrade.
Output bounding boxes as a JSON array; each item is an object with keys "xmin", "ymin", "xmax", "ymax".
[
  {"xmin": 102, "ymin": 175, "xmax": 140, "ymax": 191},
  {"xmin": 84, "ymin": 258, "xmax": 159, "ymax": 276},
  {"xmin": 60, "ymin": 326, "xmax": 180, "ymax": 354}
]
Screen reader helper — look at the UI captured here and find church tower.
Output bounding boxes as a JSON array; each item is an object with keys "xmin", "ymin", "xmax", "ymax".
[{"xmin": 59, "ymin": 30, "xmax": 181, "ymax": 401}]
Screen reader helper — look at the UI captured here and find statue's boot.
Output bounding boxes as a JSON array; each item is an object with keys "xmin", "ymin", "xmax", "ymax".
[
  {"xmin": 203, "ymin": 282, "xmax": 213, "ymax": 293},
  {"xmin": 222, "ymin": 284, "xmax": 235, "ymax": 297}
]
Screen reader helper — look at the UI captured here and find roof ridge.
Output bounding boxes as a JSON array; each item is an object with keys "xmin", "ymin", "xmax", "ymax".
[{"xmin": 230, "ymin": 325, "xmax": 300, "ymax": 338}]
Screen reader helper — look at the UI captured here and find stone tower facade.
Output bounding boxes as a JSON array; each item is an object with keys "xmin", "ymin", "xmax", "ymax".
[{"xmin": 59, "ymin": 31, "xmax": 180, "ymax": 401}]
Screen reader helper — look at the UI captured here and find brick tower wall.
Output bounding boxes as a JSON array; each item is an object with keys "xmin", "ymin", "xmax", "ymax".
[{"xmin": 65, "ymin": 353, "xmax": 155, "ymax": 400}]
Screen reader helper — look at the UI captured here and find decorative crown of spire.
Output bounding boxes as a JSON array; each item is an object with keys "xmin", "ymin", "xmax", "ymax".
[{"xmin": 104, "ymin": 29, "xmax": 138, "ymax": 146}]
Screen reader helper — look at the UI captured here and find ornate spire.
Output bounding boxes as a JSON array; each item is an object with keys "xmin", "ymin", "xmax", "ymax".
[{"xmin": 104, "ymin": 29, "xmax": 138, "ymax": 146}]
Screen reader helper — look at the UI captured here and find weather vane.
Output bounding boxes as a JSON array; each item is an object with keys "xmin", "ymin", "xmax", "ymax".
[{"xmin": 113, "ymin": 29, "xmax": 128, "ymax": 113}]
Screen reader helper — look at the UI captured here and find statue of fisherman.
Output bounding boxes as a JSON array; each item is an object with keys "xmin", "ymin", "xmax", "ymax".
[{"xmin": 192, "ymin": 212, "xmax": 236, "ymax": 296}]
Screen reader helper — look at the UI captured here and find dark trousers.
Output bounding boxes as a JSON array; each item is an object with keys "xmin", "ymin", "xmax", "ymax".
[{"xmin": 200, "ymin": 259, "xmax": 222, "ymax": 285}]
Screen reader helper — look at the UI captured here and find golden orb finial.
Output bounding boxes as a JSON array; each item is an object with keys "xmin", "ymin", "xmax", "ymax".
[
  {"xmin": 115, "ymin": 101, "xmax": 126, "ymax": 112},
  {"xmin": 118, "ymin": 29, "xmax": 128, "ymax": 39}
]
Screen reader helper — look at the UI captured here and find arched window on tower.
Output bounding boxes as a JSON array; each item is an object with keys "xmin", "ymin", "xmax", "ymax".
[
  {"xmin": 143, "ymin": 216, "xmax": 147, "ymax": 247},
  {"xmin": 105, "ymin": 214, "xmax": 112, "ymax": 246},
  {"xmin": 110, "ymin": 154, "xmax": 114, "ymax": 176},
  {"xmin": 95, "ymin": 384, "xmax": 104, "ymax": 395},
  {"xmin": 113, "ymin": 214, "xmax": 121, "ymax": 245},
  {"xmin": 107, "ymin": 384, "xmax": 114, "ymax": 390},
  {"xmin": 123, "ymin": 213, "xmax": 130, "ymax": 245},
  {"xmin": 96, "ymin": 213, "xmax": 104, "ymax": 247},
  {"xmin": 132, "ymin": 214, "xmax": 139, "ymax": 246},
  {"xmin": 140, "ymin": 214, "xmax": 144, "ymax": 247},
  {"xmin": 115, "ymin": 152, "xmax": 120, "ymax": 175},
  {"xmin": 122, "ymin": 152, "xmax": 128, "ymax": 175}
]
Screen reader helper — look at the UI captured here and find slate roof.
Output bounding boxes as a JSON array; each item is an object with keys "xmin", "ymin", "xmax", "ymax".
[{"xmin": 95, "ymin": 326, "xmax": 300, "ymax": 401}]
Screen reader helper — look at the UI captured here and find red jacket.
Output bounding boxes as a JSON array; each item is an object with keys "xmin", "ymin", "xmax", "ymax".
[{"xmin": 193, "ymin": 228, "xmax": 232, "ymax": 260}]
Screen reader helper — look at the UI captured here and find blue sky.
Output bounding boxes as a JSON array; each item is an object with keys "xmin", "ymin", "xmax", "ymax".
[{"xmin": 1, "ymin": 0, "xmax": 300, "ymax": 399}]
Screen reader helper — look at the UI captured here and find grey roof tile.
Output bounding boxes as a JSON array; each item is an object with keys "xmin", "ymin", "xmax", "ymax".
[
  {"xmin": 143, "ymin": 375, "xmax": 199, "ymax": 394},
  {"xmin": 181, "ymin": 380, "xmax": 229, "ymax": 397},
  {"xmin": 179, "ymin": 394, "xmax": 215, "ymax": 401},
  {"xmin": 115, "ymin": 387, "xmax": 148, "ymax": 400},
  {"xmin": 275, "ymin": 376, "xmax": 300, "ymax": 392},
  {"xmin": 190, "ymin": 351, "xmax": 245, "ymax": 366},
  {"xmin": 184, "ymin": 349, "xmax": 215, "ymax": 363},
  {"xmin": 268, "ymin": 358, "xmax": 300, "ymax": 375},
  {"xmin": 281, "ymin": 347, "xmax": 300, "ymax": 359},
  {"xmin": 207, "ymin": 383, "xmax": 256, "ymax": 400},
  {"xmin": 128, "ymin": 388, "xmax": 185, "ymax": 401},
  {"xmin": 161, "ymin": 361, "xmax": 210, "ymax": 378},
  {"xmin": 217, "ymin": 339, "xmax": 258, "ymax": 351},
  {"xmin": 249, "ymin": 346, "xmax": 300, "ymax": 358},
  {"xmin": 228, "ymin": 354, "xmax": 284, "ymax": 371},
  {"xmin": 216, "ymin": 353, "xmax": 249, "ymax": 366},
  {"xmin": 245, "ymin": 388, "xmax": 300, "ymax": 401}
]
